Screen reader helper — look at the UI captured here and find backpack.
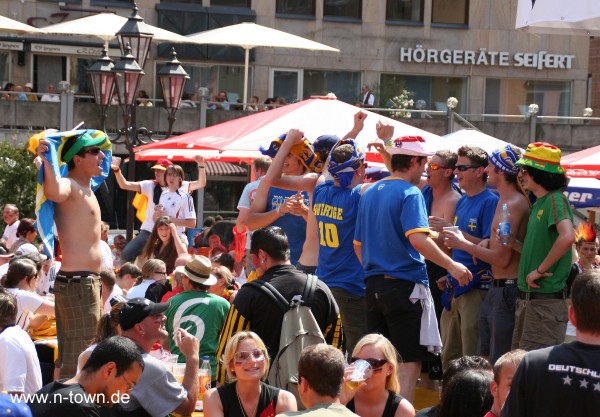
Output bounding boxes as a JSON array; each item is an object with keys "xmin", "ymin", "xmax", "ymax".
[{"xmin": 248, "ymin": 274, "xmax": 325, "ymax": 403}]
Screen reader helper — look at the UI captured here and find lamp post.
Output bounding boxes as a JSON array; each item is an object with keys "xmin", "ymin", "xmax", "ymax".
[
  {"xmin": 88, "ymin": 2, "xmax": 189, "ymax": 242},
  {"xmin": 158, "ymin": 48, "xmax": 189, "ymax": 138},
  {"xmin": 116, "ymin": 3, "xmax": 153, "ymax": 69},
  {"xmin": 88, "ymin": 47, "xmax": 115, "ymax": 132},
  {"xmin": 111, "ymin": 43, "xmax": 145, "ymax": 241},
  {"xmin": 528, "ymin": 103, "xmax": 539, "ymax": 141},
  {"xmin": 446, "ymin": 97, "xmax": 458, "ymax": 133}
]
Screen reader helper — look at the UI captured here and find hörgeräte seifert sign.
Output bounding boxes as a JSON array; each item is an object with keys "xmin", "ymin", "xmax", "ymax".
[{"xmin": 399, "ymin": 46, "xmax": 575, "ymax": 70}]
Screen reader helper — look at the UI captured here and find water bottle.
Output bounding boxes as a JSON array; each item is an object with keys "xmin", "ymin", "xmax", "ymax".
[
  {"xmin": 199, "ymin": 356, "xmax": 211, "ymax": 401},
  {"xmin": 498, "ymin": 203, "xmax": 511, "ymax": 246}
]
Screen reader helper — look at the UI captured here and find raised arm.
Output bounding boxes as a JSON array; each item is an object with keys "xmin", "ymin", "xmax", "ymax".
[
  {"xmin": 37, "ymin": 139, "xmax": 72, "ymax": 203},
  {"xmin": 186, "ymin": 155, "xmax": 207, "ymax": 192},
  {"xmin": 342, "ymin": 111, "xmax": 368, "ymax": 140},
  {"xmin": 111, "ymin": 156, "xmax": 142, "ymax": 192},
  {"xmin": 368, "ymin": 121, "xmax": 394, "ymax": 172},
  {"xmin": 263, "ymin": 128, "xmax": 315, "ymax": 191},
  {"xmin": 169, "ymin": 223, "xmax": 188, "ymax": 255}
]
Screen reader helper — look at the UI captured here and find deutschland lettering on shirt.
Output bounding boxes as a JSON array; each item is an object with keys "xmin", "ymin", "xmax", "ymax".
[
  {"xmin": 548, "ymin": 364, "xmax": 600, "ymax": 379},
  {"xmin": 313, "ymin": 203, "xmax": 343, "ymax": 220}
]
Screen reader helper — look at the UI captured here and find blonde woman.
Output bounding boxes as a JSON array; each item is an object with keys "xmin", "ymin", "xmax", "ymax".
[
  {"xmin": 342, "ymin": 334, "xmax": 415, "ymax": 417},
  {"xmin": 209, "ymin": 265, "xmax": 237, "ymax": 302},
  {"xmin": 204, "ymin": 331, "xmax": 296, "ymax": 417},
  {"xmin": 126, "ymin": 259, "xmax": 167, "ymax": 300}
]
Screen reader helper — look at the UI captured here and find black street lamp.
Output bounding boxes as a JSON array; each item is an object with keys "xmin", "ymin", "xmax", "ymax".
[
  {"xmin": 110, "ymin": 43, "xmax": 145, "ymax": 241},
  {"xmin": 158, "ymin": 47, "xmax": 189, "ymax": 138},
  {"xmin": 88, "ymin": 47, "xmax": 115, "ymax": 132},
  {"xmin": 116, "ymin": 3, "xmax": 153, "ymax": 70},
  {"xmin": 88, "ymin": 2, "xmax": 189, "ymax": 241}
]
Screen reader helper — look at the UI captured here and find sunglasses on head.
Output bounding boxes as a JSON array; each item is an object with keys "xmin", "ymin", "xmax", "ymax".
[
  {"xmin": 350, "ymin": 357, "xmax": 388, "ymax": 371},
  {"xmin": 234, "ymin": 349, "xmax": 265, "ymax": 363},
  {"xmin": 427, "ymin": 163, "xmax": 449, "ymax": 171},
  {"xmin": 455, "ymin": 164, "xmax": 481, "ymax": 172},
  {"xmin": 80, "ymin": 146, "xmax": 102, "ymax": 156}
]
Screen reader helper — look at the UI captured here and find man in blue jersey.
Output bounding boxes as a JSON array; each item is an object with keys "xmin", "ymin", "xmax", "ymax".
[
  {"xmin": 354, "ymin": 135, "xmax": 472, "ymax": 402},
  {"xmin": 438, "ymin": 146, "xmax": 499, "ymax": 371},
  {"xmin": 247, "ymin": 134, "xmax": 316, "ymax": 267},
  {"xmin": 256, "ymin": 112, "xmax": 370, "ymax": 353}
]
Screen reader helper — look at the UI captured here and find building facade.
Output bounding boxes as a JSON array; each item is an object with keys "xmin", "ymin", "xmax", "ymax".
[{"xmin": 0, "ymin": 0, "xmax": 592, "ymax": 119}]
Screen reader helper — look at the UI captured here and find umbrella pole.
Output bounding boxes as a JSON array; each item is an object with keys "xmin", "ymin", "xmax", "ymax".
[{"xmin": 243, "ymin": 47, "xmax": 249, "ymax": 109}]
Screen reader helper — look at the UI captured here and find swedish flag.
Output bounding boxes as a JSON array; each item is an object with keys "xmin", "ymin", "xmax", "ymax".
[{"xmin": 28, "ymin": 129, "xmax": 112, "ymax": 258}]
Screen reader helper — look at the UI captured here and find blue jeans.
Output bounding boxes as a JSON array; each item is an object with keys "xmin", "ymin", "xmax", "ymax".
[{"xmin": 121, "ymin": 230, "xmax": 151, "ymax": 263}]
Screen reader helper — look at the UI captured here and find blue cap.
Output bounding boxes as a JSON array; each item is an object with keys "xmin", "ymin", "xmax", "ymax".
[{"xmin": 313, "ymin": 135, "xmax": 340, "ymax": 152}]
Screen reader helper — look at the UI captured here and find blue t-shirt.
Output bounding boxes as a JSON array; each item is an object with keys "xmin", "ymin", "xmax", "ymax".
[
  {"xmin": 266, "ymin": 186, "xmax": 309, "ymax": 266},
  {"xmin": 313, "ymin": 181, "xmax": 365, "ymax": 296},
  {"xmin": 354, "ymin": 178, "xmax": 429, "ymax": 285},
  {"xmin": 447, "ymin": 188, "xmax": 498, "ymax": 296}
]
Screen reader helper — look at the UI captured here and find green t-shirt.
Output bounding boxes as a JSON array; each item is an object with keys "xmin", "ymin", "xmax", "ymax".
[
  {"xmin": 165, "ymin": 290, "xmax": 230, "ymax": 379},
  {"xmin": 519, "ymin": 190, "xmax": 573, "ymax": 293}
]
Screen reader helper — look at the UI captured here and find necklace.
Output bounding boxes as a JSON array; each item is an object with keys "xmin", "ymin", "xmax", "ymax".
[{"xmin": 236, "ymin": 385, "xmax": 260, "ymax": 417}]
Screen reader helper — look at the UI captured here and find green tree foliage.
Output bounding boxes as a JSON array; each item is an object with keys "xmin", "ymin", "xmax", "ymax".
[{"xmin": 0, "ymin": 141, "xmax": 37, "ymax": 224}]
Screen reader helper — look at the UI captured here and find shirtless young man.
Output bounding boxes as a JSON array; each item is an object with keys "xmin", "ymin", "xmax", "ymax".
[
  {"xmin": 37, "ymin": 132, "xmax": 110, "ymax": 377},
  {"xmin": 444, "ymin": 145, "xmax": 530, "ymax": 364}
]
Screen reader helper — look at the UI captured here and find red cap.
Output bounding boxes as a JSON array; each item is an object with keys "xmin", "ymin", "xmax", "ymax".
[{"xmin": 151, "ymin": 158, "xmax": 173, "ymax": 171}]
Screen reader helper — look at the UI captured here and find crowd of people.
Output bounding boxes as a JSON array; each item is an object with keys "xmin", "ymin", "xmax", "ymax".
[
  {"xmin": 0, "ymin": 112, "xmax": 599, "ymax": 417},
  {"xmin": 1, "ymin": 83, "xmax": 61, "ymax": 102}
]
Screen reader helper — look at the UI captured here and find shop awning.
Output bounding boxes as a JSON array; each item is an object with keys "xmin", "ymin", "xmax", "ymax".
[{"xmin": 206, "ymin": 161, "xmax": 247, "ymax": 176}]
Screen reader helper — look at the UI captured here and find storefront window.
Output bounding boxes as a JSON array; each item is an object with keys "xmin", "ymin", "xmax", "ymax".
[
  {"xmin": 485, "ymin": 78, "xmax": 572, "ymax": 117},
  {"xmin": 386, "ymin": 0, "xmax": 424, "ymax": 23},
  {"xmin": 380, "ymin": 73, "xmax": 468, "ymax": 113},
  {"xmin": 154, "ymin": 63, "xmax": 247, "ymax": 105},
  {"xmin": 432, "ymin": 0, "xmax": 469, "ymax": 26},
  {"xmin": 0, "ymin": 52, "xmax": 9, "ymax": 88},
  {"xmin": 324, "ymin": 0, "xmax": 362, "ymax": 20},
  {"xmin": 303, "ymin": 70, "xmax": 361, "ymax": 104},
  {"xmin": 276, "ymin": 0, "xmax": 316, "ymax": 17}
]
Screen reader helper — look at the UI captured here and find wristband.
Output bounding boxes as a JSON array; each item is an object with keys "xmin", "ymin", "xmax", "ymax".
[
  {"xmin": 111, "ymin": 167, "xmax": 120, "ymax": 172},
  {"xmin": 198, "ymin": 165, "xmax": 205, "ymax": 168},
  {"xmin": 536, "ymin": 267, "xmax": 544, "ymax": 275},
  {"xmin": 276, "ymin": 206, "xmax": 282, "ymax": 216}
]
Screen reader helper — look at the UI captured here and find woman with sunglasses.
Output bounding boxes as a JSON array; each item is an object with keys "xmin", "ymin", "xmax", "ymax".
[
  {"xmin": 3, "ymin": 258, "xmax": 55, "ymax": 331},
  {"xmin": 342, "ymin": 334, "xmax": 415, "ymax": 417},
  {"xmin": 204, "ymin": 331, "xmax": 297, "ymax": 417},
  {"xmin": 126, "ymin": 259, "xmax": 168, "ymax": 300},
  {"xmin": 137, "ymin": 216, "xmax": 187, "ymax": 275},
  {"xmin": 9, "ymin": 218, "xmax": 38, "ymax": 256}
]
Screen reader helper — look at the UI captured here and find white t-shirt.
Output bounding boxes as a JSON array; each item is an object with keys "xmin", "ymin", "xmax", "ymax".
[
  {"xmin": 2, "ymin": 220, "xmax": 20, "ymax": 249},
  {"xmin": 139, "ymin": 180, "xmax": 193, "ymax": 233},
  {"xmin": 7, "ymin": 288, "xmax": 44, "ymax": 331},
  {"xmin": 159, "ymin": 189, "xmax": 196, "ymax": 236},
  {"xmin": 100, "ymin": 240, "xmax": 113, "ymax": 270},
  {"xmin": 103, "ymin": 284, "xmax": 124, "ymax": 314},
  {"xmin": 37, "ymin": 260, "xmax": 61, "ymax": 296},
  {"xmin": 0, "ymin": 325, "xmax": 43, "ymax": 394},
  {"xmin": 237, "ymin": 177, "xmax": 263, "ymax": 250},
  {"xmin": 126, "ymin": 279, "xmax": 155, "ymax": 300}
]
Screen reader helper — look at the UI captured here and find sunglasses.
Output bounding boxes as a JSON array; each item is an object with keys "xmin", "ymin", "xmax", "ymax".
[
  {"xmin": 455, "ymin": 164, "xmax": 481, "ymax": 172},
  {"xmin": 234, "ymin": 349, "xmax": 265, "ymax": 363},
  {"xmin": 427, "ymin": 163, "xmax": 449, "ymax": 171},
  {"xmin": 350, "ymin": 357, "xmax": 388, "ymax": 371},
  {"xmin": 80, "ymin": 146, "xmax": 102, "ymax": 156}
]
